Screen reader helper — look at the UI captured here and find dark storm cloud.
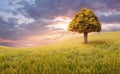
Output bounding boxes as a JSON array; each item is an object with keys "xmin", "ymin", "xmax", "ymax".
[
  {"xmin": 0, "ymin": 16, "xmax": 52, "ymax": 40},
  {"xmin": 25, "ymin": 19, "xmax": 53, "ymax": 35},
  {"xmin": 0, "ymin": 17, "xmax": 24, "ymax": 40},
  {"xmin": 0, "ymin": 17, "xmax": 16, "ymax": 37},
  {"xmin": 21, "ymin": 0, "xmax": 74, "ymax": 19},
  {"xmin": 18, "ymin": 0, "xmax": 120, "ymax": 23}
]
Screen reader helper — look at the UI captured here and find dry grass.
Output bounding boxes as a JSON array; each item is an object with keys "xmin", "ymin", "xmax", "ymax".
[{"xmin": 0, "ymin": 32, "xmax": 120, "ymax": 74}]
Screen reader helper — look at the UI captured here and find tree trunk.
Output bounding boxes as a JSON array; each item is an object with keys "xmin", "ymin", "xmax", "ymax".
[{"xmin": 83, "ymin": 32, "xmax": 88, "ymax": 43}]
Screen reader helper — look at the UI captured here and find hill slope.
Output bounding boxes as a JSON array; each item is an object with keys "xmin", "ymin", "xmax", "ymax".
[{"xmin": 0, "ymin": 32, "xmax": 120, "ymax": 74}]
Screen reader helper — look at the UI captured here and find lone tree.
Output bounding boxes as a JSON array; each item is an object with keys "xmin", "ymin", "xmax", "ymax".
[{"xmin": 68, "ymin": 7, "xmax": 101, "ymax": 43}]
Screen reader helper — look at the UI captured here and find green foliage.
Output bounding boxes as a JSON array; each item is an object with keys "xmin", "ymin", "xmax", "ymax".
[
  {"xmin": 68, "ymin": 7, "xmax": 101, "ymax": 33},
  {"xmin": 0, "ymin": 32, "xmax": 120, "ymax": 74}
]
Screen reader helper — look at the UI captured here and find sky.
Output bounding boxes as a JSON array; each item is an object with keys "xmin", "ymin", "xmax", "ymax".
[{"xmin": 0, "ymin": 0, "xmax": 120, "ymax": 47}]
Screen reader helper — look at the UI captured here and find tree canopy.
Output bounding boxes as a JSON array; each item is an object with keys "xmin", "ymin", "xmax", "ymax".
[{"xmin": 68, "ymin": 7, "xmax": 101, "ymax": 33}]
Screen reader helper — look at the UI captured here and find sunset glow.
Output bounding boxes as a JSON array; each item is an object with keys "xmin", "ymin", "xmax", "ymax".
[
  {"xmin": 0, "ymin": 0, "xmax": 120, "ymax": 47},
  {"xmin": 46, "ymin": 16, "xmax": 72, "ymax": 31}
]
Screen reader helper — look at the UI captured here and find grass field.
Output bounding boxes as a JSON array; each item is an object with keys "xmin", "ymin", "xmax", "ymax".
[{"xmin": 0, "ymin": 32, "xmax": 120, "ymax": 74}]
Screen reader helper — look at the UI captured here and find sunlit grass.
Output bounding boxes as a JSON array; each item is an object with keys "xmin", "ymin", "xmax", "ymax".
[{"xmin": 0, "ymin": 32, "xmax": 120, "ymax": 74}]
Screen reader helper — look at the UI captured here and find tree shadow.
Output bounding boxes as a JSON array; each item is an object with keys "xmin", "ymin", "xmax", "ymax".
[{"xmin": 87, "ymin": 39, "xmax": 112, "ymax": 45}]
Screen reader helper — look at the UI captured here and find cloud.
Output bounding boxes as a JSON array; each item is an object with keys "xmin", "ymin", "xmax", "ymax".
[
  {"xmin": 102, "ymin": 23, "xmax": 120, "ymax": 31},
  {"xmin": 0, "ymin": 0, "xmax": 120, "ymax": 47},
  {"xmin": 19, "ymin": 0, "xmax": 120, "ymax": 22}
]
